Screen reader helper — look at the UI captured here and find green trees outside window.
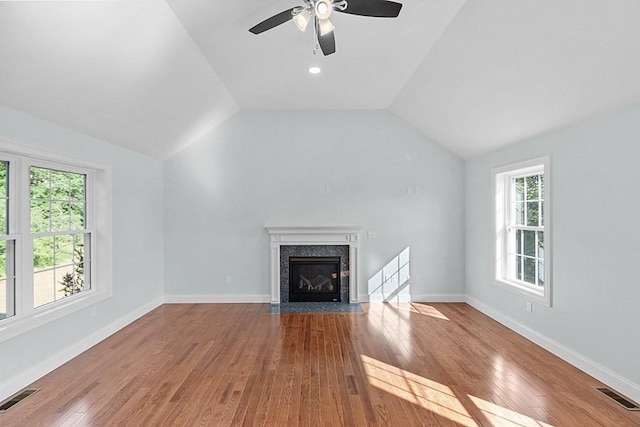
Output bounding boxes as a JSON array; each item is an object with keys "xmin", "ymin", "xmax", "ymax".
[{"xmin": 30, "ymin": 167, "xmax": 89, "ymax": 306}]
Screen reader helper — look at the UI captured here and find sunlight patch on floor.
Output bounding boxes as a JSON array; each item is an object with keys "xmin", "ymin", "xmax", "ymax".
[
  {"xmin": 468, "ymin": 395, "xmax": 554, "ymax": 427},
  {"xmin": 366, "ymin": 302, "xmax": 414, "ymax": 358},
  {"xmin": 361, "ymin": 354, "xmax": 478, "ymax": 426},
  {"xmin": 408, "ymin": 303, "xmax": 449, "ymax": 320}
]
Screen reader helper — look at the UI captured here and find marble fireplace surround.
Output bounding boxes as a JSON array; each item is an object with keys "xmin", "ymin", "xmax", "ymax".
[{"xmin": 266, "ymin": 226, "xmax": 362, "ymax": 304}]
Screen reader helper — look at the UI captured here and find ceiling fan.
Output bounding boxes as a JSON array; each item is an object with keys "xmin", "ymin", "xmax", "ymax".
[{"xmin": 249, "ymin": 0, "xmax": 403, "ymax": 56}]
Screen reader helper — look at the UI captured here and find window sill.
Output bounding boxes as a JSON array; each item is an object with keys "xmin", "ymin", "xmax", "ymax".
[{"xmin": 0, "ymin": 288, "xmax": 111, "ymax": 343}]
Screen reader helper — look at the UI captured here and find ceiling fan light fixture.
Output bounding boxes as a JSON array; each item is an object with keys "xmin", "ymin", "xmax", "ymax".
[
  {"xmin": 315, "ymin": 0, "xmax": 333, "ymax": 20},
  {"xmin": 293, "ymin": 9, "xmax": 311, "ymax": 32},
  {"xmin": 318, "ymin": 18, "xmax": 335, "ymax": 36}
]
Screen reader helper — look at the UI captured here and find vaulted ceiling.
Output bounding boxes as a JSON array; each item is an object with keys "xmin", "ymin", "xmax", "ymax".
[{"xmin": 1, "ymin": 0, "xmax": 640, "ymax": 159}]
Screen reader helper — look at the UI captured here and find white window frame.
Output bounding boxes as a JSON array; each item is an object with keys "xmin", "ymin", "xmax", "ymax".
[
  {"xmin": 0, "ymin": 139, "xmax": 112, "ymax": 342},
  {"xmin": 492, "ymin": 156, "xmax": 552, "ymax": 306}
]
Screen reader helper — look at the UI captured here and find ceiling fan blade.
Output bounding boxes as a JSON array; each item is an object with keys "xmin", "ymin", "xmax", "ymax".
[
  {"xmin": 249, "ymin": 8, "xmax": 296, "ymax": 34},
  {"xmin": 337, "ymin": 0, "xmax": 402, "ymax": 18},
  {"xmin": 317, "ymin": 28, "xmax": 336, "ymax": 56}
]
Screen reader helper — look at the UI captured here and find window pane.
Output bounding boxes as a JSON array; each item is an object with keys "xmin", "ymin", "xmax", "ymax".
[
  {"xmin": 523, "ymin": 230, "xmax": 535, "ymax": 257},
  {"xmin": 514, "ymin": 177, "xmax": 524, "ymax": 202},
  {"xmin": 527, "ymin": 201, "xmax": 539, "ymax": 226},
  {"xmin": 0, "ymin": 199, "xmax": 6, "ymax": 235},
  {"xmin": 0, "ymin": 240, "xmax": 5, "ymax": 279},
  {"xmin": 516, "ymin": 255, "xmax": 523, "ymax": 281},
  {"xmin": 0, "ymin": 279, "xmax": 6, "ymax": 319},
  {"xmin": 31, "ymin": 199, "xmax": 50, "ymax": 232},
  {"xmin": 30, "ymin": 167, "xmax": 50, "ymax": 199},
  {"xmin": 51, "ymin": 170, "xmax": 70, "ymax": 200},
  {"xmin": 515, "ymin": 202, "xmax": 525, "ymax": 225},
  {"xmin": 526, "ymin": 175, "xmax": 539, "ymax": 200},
  {"xmin": 70, "ymin": 202, "xmax": 85, "ymax": 229},
  {"xmin": 57, "ymin": 265, "xmax": 81, "ymax": 298},
  {"xmin": 538, "ymin": 260, "xmax": 545, "ymax": 287},
  {"xmin": 34, "ymin": 271, "xmax": 55, "ymax": 307},
  {"xmin": 515, "ymin": 230, "xmax": 522, "ymax": 255},
  {"xmin": 0, "ymin": 161, "xmax": 7, "ymax": 198},
  {"xmin": 524, "ymin": 257, "xmax": 535, "ymax": 284},
  {"xmin": 74, "ymin": 234, "xmax": 87, "ymax": 291},
  {"xmin": 0, "ymin": 278, "xmax": 13, "ymax": 320},
  {"xmin": 70, "ymin": 174, "xmax": 85, "ymax": 201},
  {"xmin": 51, "ymin": 201, "xmax": 71, "ymax": 231},
  {"xmin": 540, "ymin": 175, "xmax": 544, "ymax": 201},
  {"xmin": 537, "ymin": 231, "xmax": 544, "ymax": 260},
  {"xmin": 34, "ymin": 236, "xmax": 54, "ymax": 269},
  {"xmin": 55, "ymin": 235, "xmax": 74, "ymax": 267}
]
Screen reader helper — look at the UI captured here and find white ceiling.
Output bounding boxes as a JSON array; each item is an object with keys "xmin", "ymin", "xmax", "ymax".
[{"xmin": 1, "ymin": 0, "xmax": 640, "ymax": 159}]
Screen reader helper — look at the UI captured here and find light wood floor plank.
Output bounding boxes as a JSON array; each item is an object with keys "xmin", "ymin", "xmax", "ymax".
[{"xmin": 1, "ymin": 302, "xmax": 639, "ymax": 426}]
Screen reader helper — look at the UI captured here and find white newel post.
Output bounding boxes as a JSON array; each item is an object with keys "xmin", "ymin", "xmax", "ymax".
[{"xmin": 266, "ymin": 226, "xmax": 363, "ymax": 304}]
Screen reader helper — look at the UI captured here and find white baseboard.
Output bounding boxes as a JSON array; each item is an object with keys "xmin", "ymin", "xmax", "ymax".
[
  {"xmin": 367, "ymin": 294, "xmax": 411, "ymax": 303},
  {"xmin": 465, "ymin": 295, "xmax": 640, "ymax": 404},
  {"xmin": 411, "ymin": 294, "xmax": 466, "ymax": 302},
  {"xmin": 0, "ymin": 297, "xmax": 163, "ymax": 402},
  {"xmin": 164, "ymin": 294, "xmax": 270, "ymax": 303}
]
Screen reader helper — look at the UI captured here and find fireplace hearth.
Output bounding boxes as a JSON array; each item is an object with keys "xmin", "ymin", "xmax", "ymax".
[{"xmin": 289, "ymin": 257, "xmax": 340, "ymax": 302}]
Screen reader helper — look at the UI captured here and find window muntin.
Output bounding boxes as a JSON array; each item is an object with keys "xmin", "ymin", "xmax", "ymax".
[
  {"xmin": 493, "ymin": 157, "xmax": 551, "ymax": 306},
  {"xmin": 30, "ymin": 167, "xmax": 91, "ymax": 307},
  {"xmin": 0, "ymin": 160, "xmax": 16, "ymax": 320}
]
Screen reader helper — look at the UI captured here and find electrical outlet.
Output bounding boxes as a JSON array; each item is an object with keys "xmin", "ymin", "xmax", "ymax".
[
  {"xmin": 526, "ymin": 302, "xmax": 533, "ymax": 312},
  {"xmin": 367, "ymin": 230, "xmax": 376, "ymax": 239},
  {"xmin": 225, "ymin": 275, "xmax": 231, "ymax": 284}
]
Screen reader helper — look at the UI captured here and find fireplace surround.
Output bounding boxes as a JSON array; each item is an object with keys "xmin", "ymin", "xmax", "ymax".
[{"xmin": 266, "ymin": 226, "xmax": 362, "ymax": 304}]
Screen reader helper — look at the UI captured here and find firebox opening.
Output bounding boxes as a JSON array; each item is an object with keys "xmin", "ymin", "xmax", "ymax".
[{"xmin": 289, "ymin": 256, "xmax": 341, "ymax": 302}]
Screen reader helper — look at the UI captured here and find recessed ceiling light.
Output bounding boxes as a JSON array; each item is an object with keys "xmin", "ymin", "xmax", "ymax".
[{"xmin": 308, "ymin": 66, "xmax": 321, "ymax": 74}]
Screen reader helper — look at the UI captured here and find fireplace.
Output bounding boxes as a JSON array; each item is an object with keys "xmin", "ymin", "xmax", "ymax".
[
  {"xmin": 289, "ymin": 257, "xmax": 341, "ymax": 302},
  {"xmin": 266, "ymin": 226, "xmax": 362, "ymax": 304}
]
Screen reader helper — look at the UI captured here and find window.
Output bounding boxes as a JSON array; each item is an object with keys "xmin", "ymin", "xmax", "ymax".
[
  {"xmin": 493, "ymin": 156, "xmax": 551, "ymax": 306},
  {"xmin": 31, "ymin": 166, "xmax": 91, "ymax": 307},
  {"xmin": 0, "ymin": 141, "xmax": 112, "ymax": 342}
]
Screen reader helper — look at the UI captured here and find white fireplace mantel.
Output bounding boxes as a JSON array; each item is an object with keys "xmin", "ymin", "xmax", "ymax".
[{"xmin": 266, "ymin": 226, "xmax": 363, "ymax": 304}]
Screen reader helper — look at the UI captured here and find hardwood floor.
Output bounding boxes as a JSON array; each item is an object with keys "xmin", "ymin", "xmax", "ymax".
[{"xmin": 1, "ymin": 303, "xmax": 638, "ymax": 426}]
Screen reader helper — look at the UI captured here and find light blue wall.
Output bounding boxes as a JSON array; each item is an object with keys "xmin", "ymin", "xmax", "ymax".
[
  {"xmin": 6, "ymin": 99, "xmax": 638, "ymax": 406},
  {"xmin": 465, "ymin": 103, "xmax": 640, "ymax": 392},
  {"xmin": 164, "ymin": 111, "xmax": 465, "ymax": 300},
  {"xmin": 0, "ymin": 105, "xmax": 164, "ymax": 393}
]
